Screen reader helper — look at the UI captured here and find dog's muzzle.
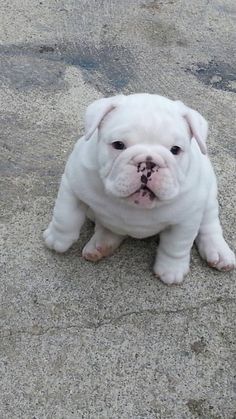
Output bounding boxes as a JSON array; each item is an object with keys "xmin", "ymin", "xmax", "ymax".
[{"xmin": 126, "ymin": 159, "xmax": 159, "ymax": 207}]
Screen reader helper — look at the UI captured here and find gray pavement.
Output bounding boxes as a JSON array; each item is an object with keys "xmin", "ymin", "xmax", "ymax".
[{"xmin": 0, "ymin": 1, "xmax": 236, "ymax": 418}]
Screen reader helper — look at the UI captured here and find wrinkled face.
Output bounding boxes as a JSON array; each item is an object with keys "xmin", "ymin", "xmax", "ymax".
[{"xmin": 95, "ymin": 103, "xmax": 192, "ymax": 209}]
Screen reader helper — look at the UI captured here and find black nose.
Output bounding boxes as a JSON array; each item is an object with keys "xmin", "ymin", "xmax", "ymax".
[
  {"xmin": 146, "ymin": 160, "xmax": 156, "ymax": 171},
  {"xmin": 141, "ymin": 174, "xmax": 148, "ymax": 184},
  {"xmin": 137, "ymin": 159, "xmax": 158, "ymax": 178}
]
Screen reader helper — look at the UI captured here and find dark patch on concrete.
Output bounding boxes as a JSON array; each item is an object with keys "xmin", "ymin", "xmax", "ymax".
[
  {"xmin": 0, "ymin": 42, "xmax": 134, "ymax": 94},
  {"xmin": 0, "ymin": 51, "xmax": 66, "ymax": 91},
  {"xmin": 187, "ymin": 399, "xmax": 205, "ymax": 416},
  {"xmin": 38, "ymin": 45, "xmax": 56, "ymax": 53},
  {"xmin": 187, "ymin": 399, "xmax": 221, "ymax": 419},
  {"xmin": 142, "ymin": 17, "xmax": 188, "ymax": 47},
  {"xmin": 32, "ymin": 294, "xmax": 38, "ymax": 304},
  {"xmin": 58, "ymin": 42, "xmax": 134, "ymax": 94},
  {"xmin": 186, "ymin": 61, "xmax": 236, "ymax": 93},
  {"xmin": 141, "ymin": 0, "xmax": 175, "ymax": 11},
  {"xmin": 176, "ymin": 39, "xmax": 188, "ymax": 47},
  {"xmin": 141, "ymin": 0, "xmax": 161, "ymax": 11},
  {"xmin": 215, "ymin": 3, "xmax": 236, "ymax": 16},
  {"xmin": 191, "ymin": 337, "xmax": 207, "ymax": 354}
]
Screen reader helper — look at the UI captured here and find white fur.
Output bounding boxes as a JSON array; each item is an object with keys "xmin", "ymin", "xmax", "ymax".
[{"xmin": 43, "ymin": 93, "xmax": 235, "ymax": 284}]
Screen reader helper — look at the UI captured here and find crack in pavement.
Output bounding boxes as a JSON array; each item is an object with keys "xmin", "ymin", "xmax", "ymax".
[{"xmin": 1, "ymin": 297, "xmax": 235, "ymax": 339}]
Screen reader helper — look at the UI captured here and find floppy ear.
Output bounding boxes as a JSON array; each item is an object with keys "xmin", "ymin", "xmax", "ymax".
[
  {"xmin": 176, "ymin": 100, "xmax": 208, "ymax": 154},
  {"xmin": 84, "ymin": 95, "xmax": 125, "ymax": 141}
]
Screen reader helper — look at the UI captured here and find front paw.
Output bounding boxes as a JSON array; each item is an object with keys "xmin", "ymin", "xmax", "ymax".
[
  {"xmin": 154, "ymin": 254, "xmax": 189, "ymax": 285},
  {"xmin": 197, "ymin": 237, "xmax": 235, "ymax": 272},
  {"xmin": 82, "ymin": 230, "xmax": 124, "ymax": 262},
  {"xmin": 43, "ymin": 222, "xmax": 76, "ymax": 253}
]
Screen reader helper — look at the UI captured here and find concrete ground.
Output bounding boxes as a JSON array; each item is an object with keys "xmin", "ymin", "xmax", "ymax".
[{"xmin": 0, "ymin": 0, "xmax": 235, "ymax": 418}]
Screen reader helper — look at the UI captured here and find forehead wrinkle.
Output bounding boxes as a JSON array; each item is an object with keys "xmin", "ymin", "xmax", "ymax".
[
  {"xmin": 129, "ymin": 112, "xmax": 177, "ymax": 146},
  {"xmin": 101, "ymin": 106, "xmax": 188, "ymax": 147}
]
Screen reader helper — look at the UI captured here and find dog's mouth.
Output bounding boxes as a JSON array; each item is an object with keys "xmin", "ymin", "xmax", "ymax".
[
  {"xmin": 127, "ymin": 184, "xmax": 157, "ymax": 208},
  {"xmin": 135, "ymin": 185, "xmax": 156, "ymax": 200}
]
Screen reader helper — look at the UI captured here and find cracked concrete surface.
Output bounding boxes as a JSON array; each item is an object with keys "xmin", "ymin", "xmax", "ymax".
[{"xmin": 0, "ymin": 0, "xmax": 235, "ymax": 418}]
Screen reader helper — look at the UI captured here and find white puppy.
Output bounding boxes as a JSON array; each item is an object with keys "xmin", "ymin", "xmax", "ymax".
[{"xmin": 44, "ymin": 93, "xmax": 235, "ymax": 284}]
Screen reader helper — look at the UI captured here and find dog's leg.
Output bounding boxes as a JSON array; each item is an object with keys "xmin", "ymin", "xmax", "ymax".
[
  {"xmin": 195, "ymin": 190, "xmax": 235, "ymax": 271},
  {"xmin": 82, "ymin": 222, "xmax": 125, "ymax": 262},
  {"xmin": 43, "ymin": 174, "xmax": 86, "ymax": 252},
  {"xmin": 154, "ymin": 222, "xmax": 200, "ymax": 285}
]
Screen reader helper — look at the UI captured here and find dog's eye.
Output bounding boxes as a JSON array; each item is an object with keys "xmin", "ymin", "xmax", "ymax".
[
  {"xmin": 112, "ymin": 141, "xmax": 126, "ymax": 150},
  {"xmin": 170, "ymin": 146, "xmax": 181, "ymax": 155}
]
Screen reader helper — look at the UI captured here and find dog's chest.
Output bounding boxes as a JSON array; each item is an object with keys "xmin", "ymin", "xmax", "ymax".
[
  {"xmin": 84, "ymin": 192, "xmax": 169, "ymax": 237},
  {"xmin": 70, "ymin": 160, "xmax": 203, "ymax": 238}
]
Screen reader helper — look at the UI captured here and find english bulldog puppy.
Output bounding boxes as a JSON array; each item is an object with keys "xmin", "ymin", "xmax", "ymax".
[{"xmin": 43, "ymin": 93, "xmax": 235, "ymax": 284}]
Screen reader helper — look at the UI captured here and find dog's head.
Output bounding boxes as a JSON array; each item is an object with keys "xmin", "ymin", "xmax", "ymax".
[{"xmin": 84, "ymin": 93, "xmax": 208, "ymax": 209}]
